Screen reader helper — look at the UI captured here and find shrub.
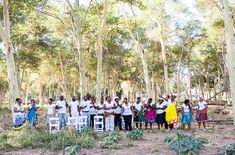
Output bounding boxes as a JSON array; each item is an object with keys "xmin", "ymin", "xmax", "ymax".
[
  {"xmin": 127, "ymin": 130, "xmax": 143, "ymax": 140},
  {"xmin": 19, "ymin": 126, "xmax": 95, "ymax": 151},
  {"xmin": 221, "ymin": 143, "xmax": 235, "ymax": 155},
  {"xmin": 164, "ymin": 131, "xmax": 206, "ymax": 155},
  {"xmin": 104, "ymin": 131, "xmax": 121, "ymax": 145}
]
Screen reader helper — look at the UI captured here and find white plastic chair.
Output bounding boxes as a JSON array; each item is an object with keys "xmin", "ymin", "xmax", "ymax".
[
  {"xmin": 78, "ymin": 116, "xmax": 87, "ymax": 131},
  {"xmin": 49, "ymin": 117, "xmax": 60, "ymax": 134},
  {"xmin": 94, "ymin": 116, "xmax": 104, "ymax": 132},
  {"xmin": 67, "ymin": 117, "xmax": 79, "ymax": 131}
]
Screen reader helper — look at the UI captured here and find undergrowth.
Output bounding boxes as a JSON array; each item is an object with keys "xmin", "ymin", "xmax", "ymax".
[
  {"xmin": 164, "ymin": 130, "xmax": 208, "ymax": 155},
  {"xmin": 0, "ymin": 126, "xmax": 96, "ymax": 152},
  {"xmin": 127, "ymin": 130, "xmax": 143, "ymax": 140}
]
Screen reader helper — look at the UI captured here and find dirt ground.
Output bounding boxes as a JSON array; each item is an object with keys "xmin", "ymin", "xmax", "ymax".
[
  {"xmin": 1, "ymin": 105, "xmax": 235, "ymax": 155},
  {"xmin": 1, "ymin": 122, "xmax": 235, "ymax": 155}
]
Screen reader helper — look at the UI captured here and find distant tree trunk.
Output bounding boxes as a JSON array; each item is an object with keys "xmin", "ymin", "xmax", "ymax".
[
  {"xmin": 68, "ymin": 0, "xmax": 86, "ymax": 99},
  {"xmin": 96, "ymin": 0, "xmax": 108, "ymax": 102},
  {"xmin": 0, "ymin": 0, "xmax": 20, "ymax": 122},
  {"xmin": 122, "ymin": 6, "xmax": 152, "ymax": 98},
  {"xmin": 222, "ymin": 0, "xmax": 235, "ymax": 125},
  {"xmin": 159, "ymin": 31, "xmax": 169, "ymax": 95},
  {"xmin": 59, "ymin": 53, "xmax": 68, "ymax": 98},
  {"xmin": 138, "ymin": 47, "xmax": 152, "ymax": 98},
  {"xmin": 177, "ymin": 48, "xmax": 183, "ymax": 104}
]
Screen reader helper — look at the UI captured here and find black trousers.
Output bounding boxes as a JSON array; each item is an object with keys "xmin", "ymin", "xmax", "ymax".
[
  {"xmin": 90, "ymin": 114, "xmax": 95, "ymax": 128},
  {"xmin": 114, "ymin": 114, "xmax": 122, "ymax": 130},
  {"xmin": 123, "ymin": 115, "xmax": 132, "ymax": 131}
]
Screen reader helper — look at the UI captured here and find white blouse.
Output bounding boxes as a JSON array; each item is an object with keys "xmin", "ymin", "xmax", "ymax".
[{"xmin": 122, "ymin": 103, "xmax": 132, "ymax": 116}]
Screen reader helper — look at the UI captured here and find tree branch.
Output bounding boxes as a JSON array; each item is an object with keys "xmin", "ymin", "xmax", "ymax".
[{"xmin": 36, "ymin": 9, "xmax": 65, "ymax": 25}]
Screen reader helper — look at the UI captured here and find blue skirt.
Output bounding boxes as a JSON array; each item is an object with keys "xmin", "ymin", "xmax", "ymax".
[{"xmin": 181, "ymin": 112, "xmax": 192, "ymax": 124}]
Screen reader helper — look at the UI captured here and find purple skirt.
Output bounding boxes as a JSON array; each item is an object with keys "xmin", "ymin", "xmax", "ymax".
[{"xmin": 196, "ymin": 110, "xmax": 208, "ymax": 122}]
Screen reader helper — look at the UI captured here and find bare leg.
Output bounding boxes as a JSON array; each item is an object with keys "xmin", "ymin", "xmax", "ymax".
[
  {"xmin": 198, "ymin": 122, "xmax": 201, "ymax": 130},
  {"xmin": 202, "ymin": 122, "xmax": 206, "ymax": 130}
]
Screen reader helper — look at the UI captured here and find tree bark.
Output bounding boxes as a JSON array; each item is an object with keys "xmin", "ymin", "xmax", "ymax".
[
  {"xmin": 96, "ymin": 0, "xmax": 108, "ymax": 102},
  {"xmin": 177, "ymin": 47, "xmax": 184, "ymax": 104},
  {"xmin": 0, "ymin": 0, "xmax": 20, "ymax": 122},
  {"xmin": 159, "ymin": 31, "xmax": 169, "ymax": 95},
  {"xmin": 222, "ymin": 0, "xmax": 235, "ymax": 125},
  {"xmin": 67, "ymin": 0, "xmax": 86, "ymax": 99}
]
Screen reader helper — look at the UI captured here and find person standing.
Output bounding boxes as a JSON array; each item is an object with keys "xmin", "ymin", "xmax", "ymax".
[
  {"xmin": 27, "ymin": 99, "xmax": 37, "ymax": 127},
  {"xmin": 14, "ymin": 98, "xmax": 27, "ymax": 129},
  {"xmin": 144, "ymin": 98, "xmax": 156, "ymax": 129},
  {"xmin": 69, "ymin": 96, "xmax": 79, "ymax": 117},
  {"xmin": 96, "ymin": 97, "xmax": 105, "ymax": 129},
  {"xmin": 181, "ymin": 99, "xmax": 193, "ymax": 130},
  {"xmin": 122, "ymin": 97, "xmax": 133, "ymax": 131},
  {"xmin": 165, "ymin": 95, "xmax": 178, "ymax": 130},
  {"xmin": 89, "ymin": 97, "xmax": 97, "ymax": 128},
  {"xmin": 104, "ymin": 96, "xmax": 115, "ymax": 131},
  {"xmin": 114, "ymin": 97, "xmax": 122, "ymax": 130},
  {"xmin": 80, "ymin": 96, "xmax": 91, "ymax": 126},
  {"xmin": 196, "ymin": 97, "xmax": 208, "ymax": 130},
  {"xmin": 133, "ymin": 97, "xmax": 144, "ymax": 129},
  {"xmin": 56, "ymin": 95, "xmax": 68, "ymax": 129},
  {"xmin": 46, "ymin": 98, "xmax": 56, "ymax": 126},
  {"xmin": 155, "ymin": 98, "xmax": 167, "ymax": 130}
]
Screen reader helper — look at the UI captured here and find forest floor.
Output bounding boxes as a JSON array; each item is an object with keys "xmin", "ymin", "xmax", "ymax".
[{"xmin": 0, "ymin": 105, "xmax": 234, "ymax": 155}]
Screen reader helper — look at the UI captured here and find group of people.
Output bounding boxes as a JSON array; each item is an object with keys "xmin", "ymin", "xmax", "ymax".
[{"xmin": 13, "ymin": 95, "xmax": 208, "ymax": 131}]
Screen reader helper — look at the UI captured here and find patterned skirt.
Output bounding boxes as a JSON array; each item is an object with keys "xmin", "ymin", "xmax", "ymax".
[
  {"xmin": 196, "ymin": 110, "xmax": 208, "ymax": 122},
  {"xmin": 145, "ymin": 111, "xmax": 156, "ymax": 123},
  {"xmin": 181, "ymin": 112, "xmax": 193, "ymax": 124},
  {"xmin": 134, "ymin": 111, "xmax": 145, "ymax": 122},
  {"xmin": 14, "ymin": 114, "xmax": 27, "ymax": 130}
]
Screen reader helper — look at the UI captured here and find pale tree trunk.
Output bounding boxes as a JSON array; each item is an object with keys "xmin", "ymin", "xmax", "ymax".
[
  {"xmin": 59, "ymin": 53, "xmax": 69, "ymax": 98},
  {"xmin": 122, "ymin": 6, "xmax": 152, "ymax": 98},
  {"xmin": 187, "ymin": 50, "xmax": 192, "ymax": 101},
  {"xmin": 67, "ymin": 0, "xmax": 86, "ymax": 98},
  {"xmin": 38, "ymin": 76, "xmax": 43, "ymax": 104},
  {"xmin": 222, "ymin": 0, "xmax": 235, "ymax": 125},
  {"xmin": 96, "ymin": 0, "xmax": 108, "ymax": 102},
  {"xmin": 75, "ymin": 0, "xmax": 86, "ymax": 99},
  {"xmin": 159, "ymin": 31, "xmax": 169, "ymax": 95},
  {"xmin": 138, "ymin": 45, "xmax": 152, "ymax": 98},
  {"xmin": 0, "ymin": 0, "xmax": 20, "ymax": 122},
  {"xmin": 177, "ymin": 48, "xmax": 183, "ymax": 104}
]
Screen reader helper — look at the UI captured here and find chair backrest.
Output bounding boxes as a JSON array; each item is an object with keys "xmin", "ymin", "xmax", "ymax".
[
  {"xmin": 94, "ymin": 116, "xmax": 103, "ymax": 122},
  {"xmin": 68, "ymin": 117, "xmax": 78, "ymax": 124},
  {"xmin": 78, "ymin": 116, "xmax": 87, "ymax": 123},
  {"xmin": 49, "ymin": 117, "xmax": 59, "ymax": 124}
]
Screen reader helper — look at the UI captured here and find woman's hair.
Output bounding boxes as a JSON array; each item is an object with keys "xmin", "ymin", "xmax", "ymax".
[
  {"xmin": 16, "ymin": 98, "xmax": 21, "ymax": 102},
  {"xmin": 49, "ymin": 98, "xmax": 53, "ymax": 102},
  {"xmin": 184, "ymin": 99, "xmax": 192, "ymax": 111}
]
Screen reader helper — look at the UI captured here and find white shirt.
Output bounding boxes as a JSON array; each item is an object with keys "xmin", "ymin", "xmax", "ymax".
[
  {"xmin": 122, "ymin": 103, "xmax": 132, "ymax": 115},
  {"xmin": 69, "ymin": 101, "xmax": 78, "ymax": 114},
  {"xmin": 114, "ymin": 102, "xmax": 122, "ymax": 114},
  {"xmin": 14, "ymin": 104, "xmax": 24, "ymax": 115},
  {"xmin": 133, "ymin": 102, "xmax": 142, "ymax": 111},
  {"xmin": 89, "ymin": 104, "xmax": 96, "ymax": 115},
  {"xmin": 156, "ymin": 102, "xmax": 166, "ymax": 114},
  {"xmin": 167, "ymin": 99, "xmax": 172, "ymax": 107},
  {"xmin": 104, "ymin": 101, "xmax": 114, "ymax": 113},
  {"xmin": 182, "ymin": 103, "xmax": 190, "ymax": 113},
  {"xmin": 198, "ymin": 101, "xmax": 207, "ymax": 111},
  {"xmin": 56, "ymin": 100, "xmax": 67, "ymax": 114},
  {"xmin": 80, "ymin": 100, "xmax": 91, "ymax": 112},
  {"xmin": 96, "ymin": 103, "xmax": 104, "ymax": 114},
  {"xmin": 47, "ymin": 103, "xmax": 56, "ymax": 115}
]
